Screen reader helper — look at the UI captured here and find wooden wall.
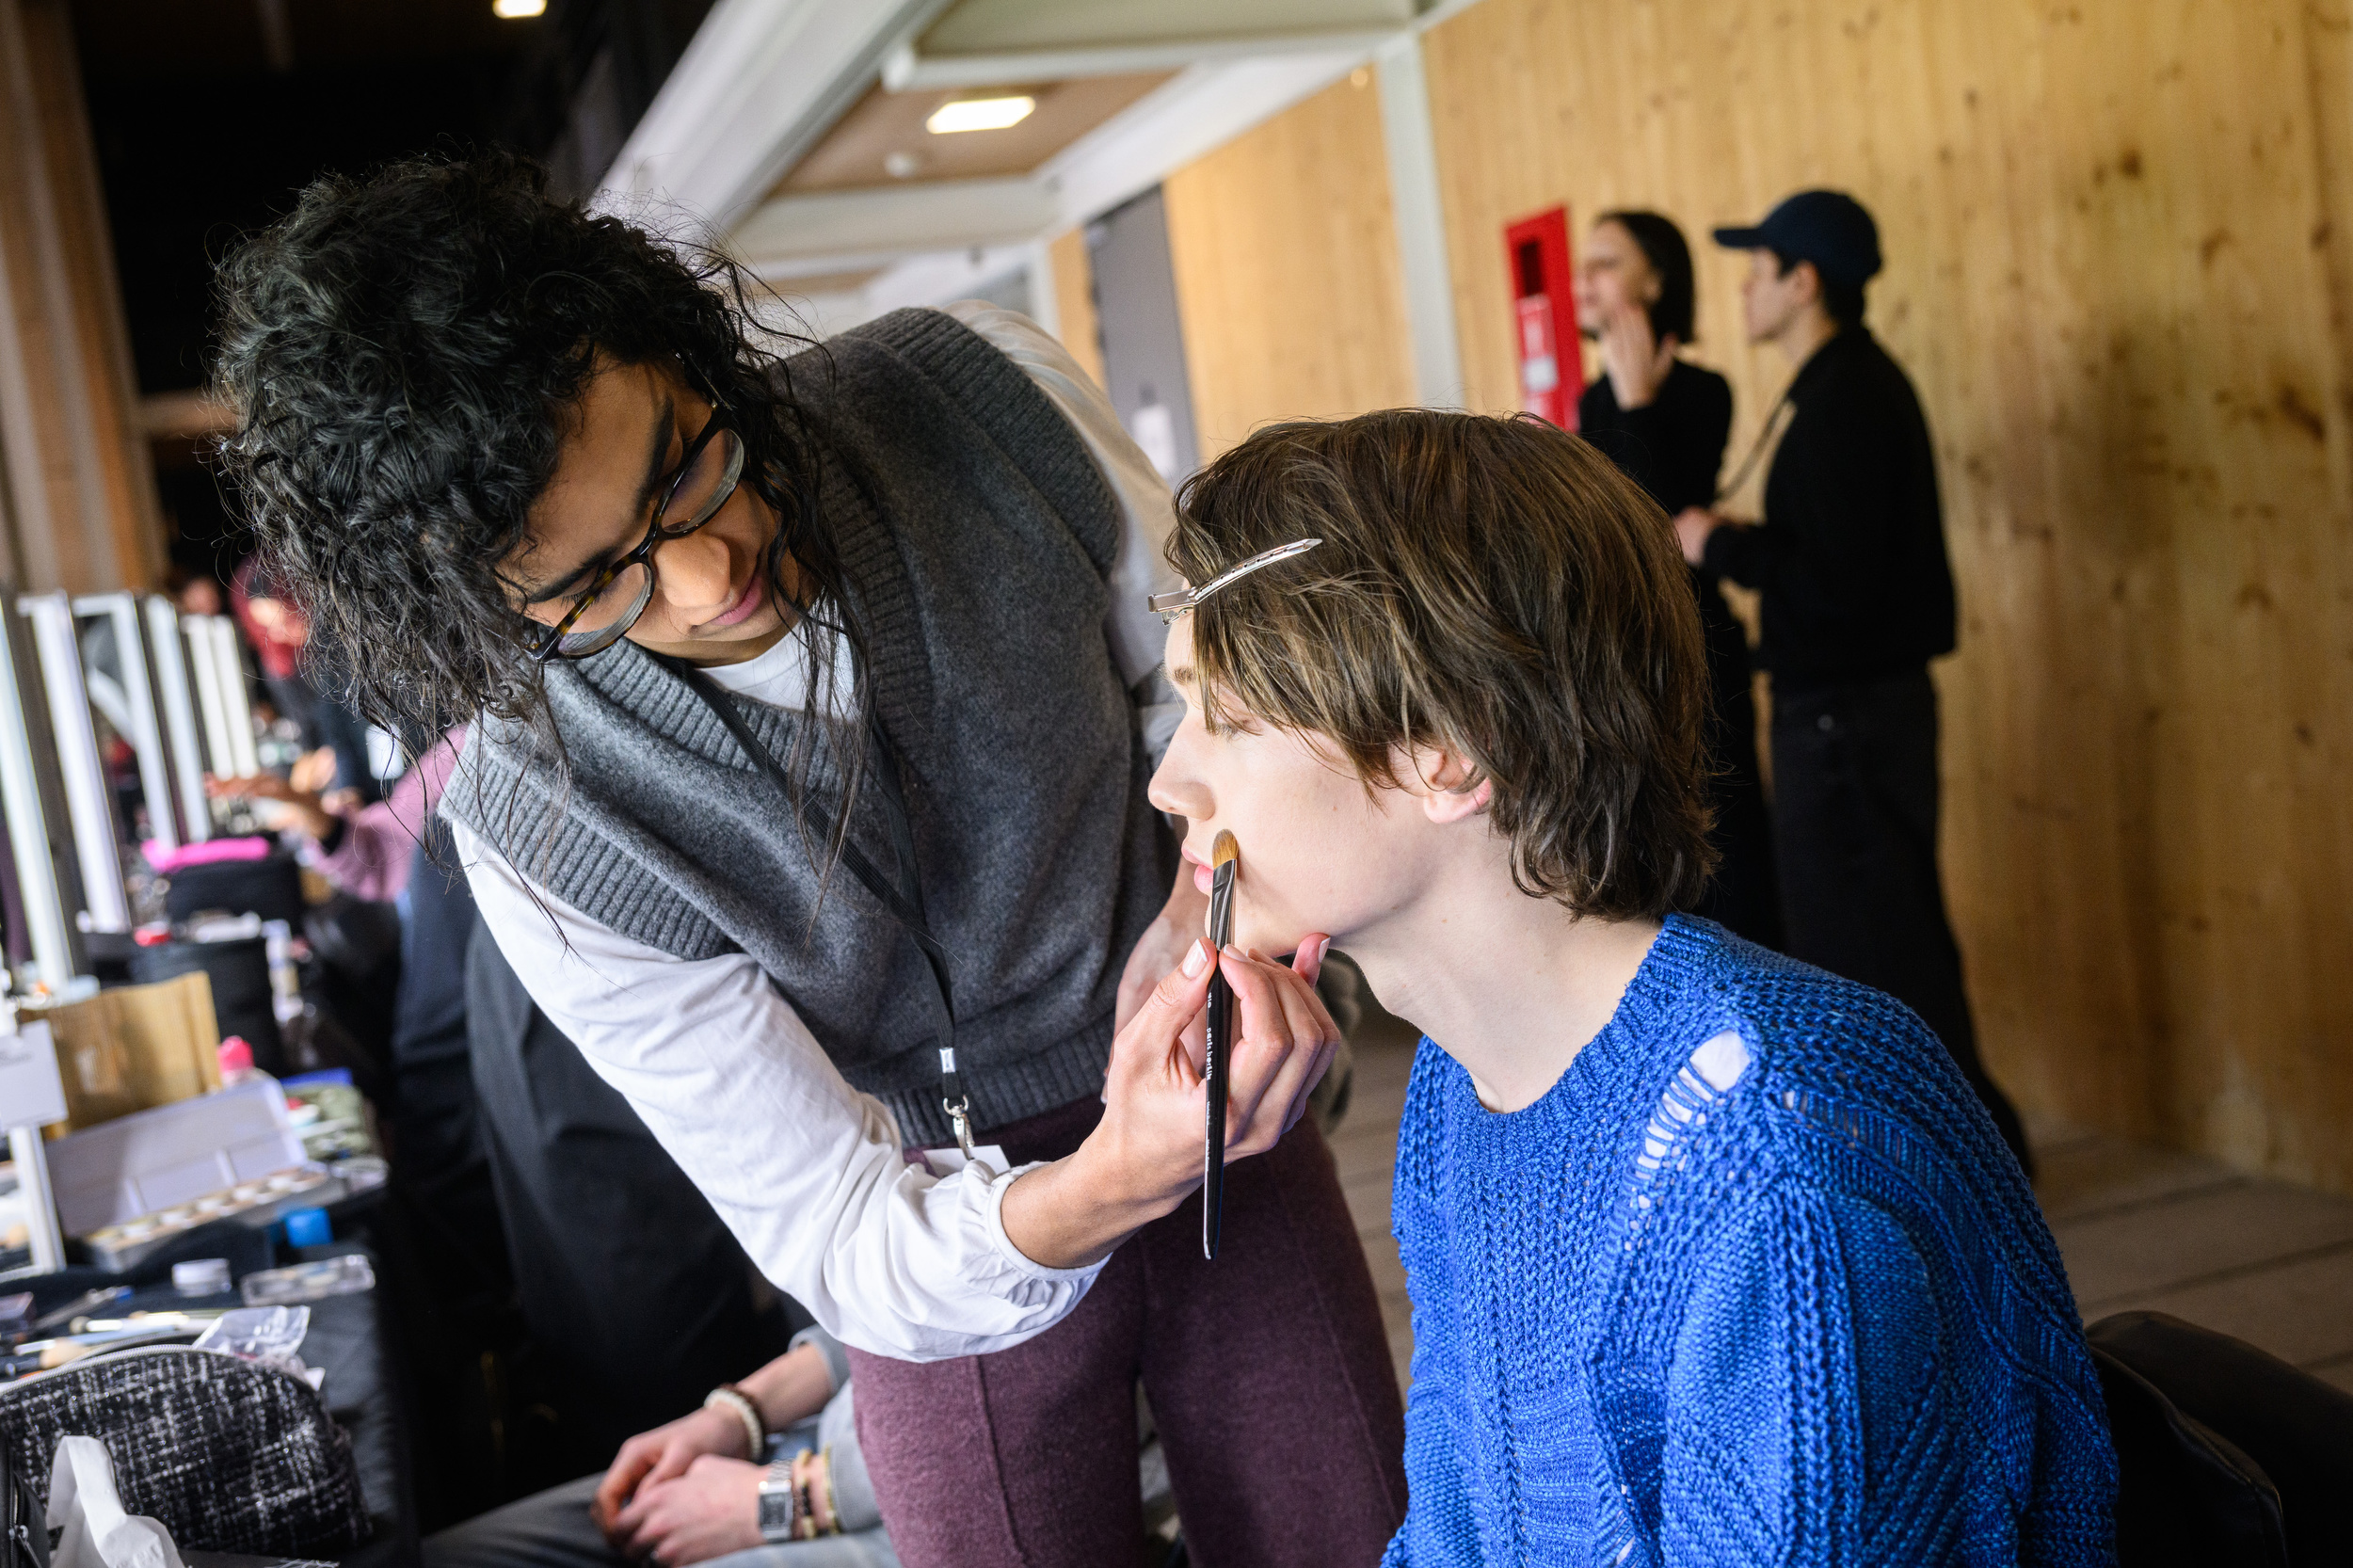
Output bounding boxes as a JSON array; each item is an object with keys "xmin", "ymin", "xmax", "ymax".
[
  {"xmin": 0, "ymin": 0, "xmax": 164, "ymax": 593},
  {"xmin": 1045, "ymin": 227, "xmax": 1108, "ymax": 391},
  {"xmin": 1412, "ymin": 0, "xmax": 2353, "ymax": 1191},
  {"xmin": 1161, "ymin": 71, "xmax": 1417, "ymax": 459},
  {"xmin": 1144, "ymin": 0, "xmax": 2353, "ymax": 1192}
]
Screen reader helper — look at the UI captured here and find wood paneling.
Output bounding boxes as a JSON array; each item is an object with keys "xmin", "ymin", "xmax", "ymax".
[
  {"xmin": 26, "ymin": 0, "xmax": 162, "ymax": 589},
  {"xmin": 0, "ymin": 0, "xmax": 163, "ymax": 592},
  {"xmin": 1423, "ymin": 0, "xmax": 2353, "ymax": 1192},
  {"xmin": 1161, "ymin": 71, "xmax": 1417, "ymax": 460},
  {"xmin": 1046, "ymin": 227, "xmax": 1107, "ymax": 392}
]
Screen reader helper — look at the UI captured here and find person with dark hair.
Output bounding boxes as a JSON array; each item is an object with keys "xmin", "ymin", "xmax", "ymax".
[
  {"xmin": 230, "ymin": 556, "xmax": 383, "ymax": 803},
  {"xmin": 1574, "ymin": 210, "xmax": 1779, "ymax": 947},
  {"xmin": 213, "ymin": 152, "xmax": 1401, "ymax": 1567},
  {"xmin": 1152, "ymin": 407, "xmax": 2115, "ymax": 1567},
  {"xmin": 1679, "ymin": 189, "xmax": 2033, "ymax": 1172}
]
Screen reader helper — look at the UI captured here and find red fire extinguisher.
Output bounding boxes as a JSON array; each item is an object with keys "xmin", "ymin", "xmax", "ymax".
[{"xmin": 1505, "ymin": 205, "xmax": 1582, "ymax": 430}]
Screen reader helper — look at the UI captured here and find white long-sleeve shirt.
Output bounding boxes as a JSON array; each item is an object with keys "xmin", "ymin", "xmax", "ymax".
[{"xmin": 446, "ymin": 303, "xmax": 1182, "ymax": 1363}]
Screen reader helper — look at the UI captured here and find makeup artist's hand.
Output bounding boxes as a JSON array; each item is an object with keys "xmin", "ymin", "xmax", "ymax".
[
  {"xmin": 1115, "ymin": 862, "xmax": 1211, "ymax": 1032},
  {"xmin": 1000, "ymin": 936, "xmax": 1341, "ymax": 1270},
  {"xmin": 592, "ymin": 1406, "xmax": 748, "ymax": 1540}
]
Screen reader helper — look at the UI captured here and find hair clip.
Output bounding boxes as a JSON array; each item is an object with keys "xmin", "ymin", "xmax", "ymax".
[{"xmin": 1148, "ymin": 537, "xmax": 1323, "ymax": 623}]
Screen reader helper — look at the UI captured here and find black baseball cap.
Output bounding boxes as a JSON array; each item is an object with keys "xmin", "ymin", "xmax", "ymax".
[{"xmin": 1712, "ymin": 190, "xmax": 1881, "ymax": 287}]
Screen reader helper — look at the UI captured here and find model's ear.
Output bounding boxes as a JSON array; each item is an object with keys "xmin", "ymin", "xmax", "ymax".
[
  {"xmin": 1424, "ymin": 776, "xmax": 1492, "ymax": 825},
  {"xmin": 1408, "ymin": 746, "xmax": 1492, "ymax": 824}
]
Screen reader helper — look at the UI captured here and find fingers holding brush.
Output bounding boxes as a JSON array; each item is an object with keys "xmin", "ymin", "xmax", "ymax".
[
  {"xmin": 1280, "ymin": 941, "xmax": 1340, "ymax": 1137},
  {"xmin": 1216, "ymin": 939, "xmax": 1341, "ymax": 1160}
]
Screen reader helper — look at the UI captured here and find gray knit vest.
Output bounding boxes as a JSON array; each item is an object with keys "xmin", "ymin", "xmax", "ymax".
[{"xmin": 441, "ymin": 308, "xmax": 1175, "ymax": 1146}]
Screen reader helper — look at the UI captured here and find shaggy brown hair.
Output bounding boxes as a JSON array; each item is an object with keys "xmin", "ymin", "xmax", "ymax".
[{"xmin": 1167, "ymin": 409, "xmax": 1716, "ymax": 921}]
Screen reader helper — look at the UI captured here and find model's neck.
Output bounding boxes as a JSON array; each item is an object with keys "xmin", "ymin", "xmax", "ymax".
[
  {"xmin": 1344, "ymin": 852, "xmax": 1663, "ymax": 1114},
  {"xmin": 1777, "ymin": 310, "xmax": 1844, "ymax": 372}
]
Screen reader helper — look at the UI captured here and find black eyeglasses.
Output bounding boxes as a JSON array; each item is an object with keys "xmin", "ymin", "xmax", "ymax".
[{"xmin": 528, "ymin": 405, "xmax": 747, "ymax": 661}]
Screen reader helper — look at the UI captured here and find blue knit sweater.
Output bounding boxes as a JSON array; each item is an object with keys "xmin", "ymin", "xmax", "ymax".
[{"xmin": 1384, "ymin": 917, "xmax": 2117, "ymax": 1565}]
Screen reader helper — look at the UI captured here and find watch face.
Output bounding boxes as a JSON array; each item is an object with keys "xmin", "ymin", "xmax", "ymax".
[{"xmin": 759, "ymin": 1483, "xmax": 795, "ymax": 1541}]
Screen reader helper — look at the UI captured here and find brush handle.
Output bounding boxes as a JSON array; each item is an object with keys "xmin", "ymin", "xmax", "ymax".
[
  {"xmin": 1202, "ymin": 860, "xmax": 1237, "ymax": 1261},
  {"xmin": 1203, "ymin": 965, "xmax": 1230, "ymax": 1260}
]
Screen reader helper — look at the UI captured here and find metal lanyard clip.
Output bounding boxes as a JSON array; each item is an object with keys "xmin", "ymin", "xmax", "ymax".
[{"xmin": 939, "ymin": 1046, "xmax": 977, "ymax": 1163}]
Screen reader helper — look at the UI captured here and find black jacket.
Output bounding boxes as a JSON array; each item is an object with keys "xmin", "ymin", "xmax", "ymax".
[
  {"xmin": 1578, "ymin": 361, "xmax": 1751, "ymax": 712},
  {"xmin": 1577, "ymin": 358, "xmax": 1733, "ymax": 516},
  {"xmin": 1702, "ymin": 328, "xmax": 1957, "ymax": 691}
]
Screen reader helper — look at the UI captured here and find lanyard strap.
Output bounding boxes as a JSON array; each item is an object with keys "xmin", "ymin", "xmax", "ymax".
[
  {"xmin": 668, "ymin": 660, "xmax": 973, "ymax": 1155},
  {"xmin": 1714, "ymin": 390, "xmax": 1794, "ymax": 505}
]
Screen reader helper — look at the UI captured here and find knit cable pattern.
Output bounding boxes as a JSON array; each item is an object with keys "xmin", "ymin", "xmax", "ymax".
[{"xmin": 1383, "ymin": 916, "xmax": 2117, "ymax": 1566}]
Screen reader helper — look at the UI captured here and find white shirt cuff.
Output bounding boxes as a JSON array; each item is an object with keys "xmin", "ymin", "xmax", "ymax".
[{"xmin": 981, "ymin": 1159, "xmax": 1113, "ymax": 1288}]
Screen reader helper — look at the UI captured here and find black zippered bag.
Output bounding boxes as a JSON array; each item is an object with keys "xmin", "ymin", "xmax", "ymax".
[
  {"xmin": 1, "ymin": 1418, "xmax": 48, "ymax": 1568},
  {"xmin": 0, "ymin": 1348, "xmax": 366, "ymax": 1560}
]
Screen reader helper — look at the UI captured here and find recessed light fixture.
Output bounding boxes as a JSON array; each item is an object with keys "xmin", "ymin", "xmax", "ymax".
[
  {"xmin": 925, "ymin": 95, "xmax": 1035, "ymax": 135},
  {"xmin": 492, "ymin": 0, "xmax": 545, "ymax": 17}
]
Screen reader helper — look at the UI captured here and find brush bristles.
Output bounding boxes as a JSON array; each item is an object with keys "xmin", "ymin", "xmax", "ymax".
[{"xmin": 1211, "ymin": 830, "xmax": 1239, "ymax": 869}]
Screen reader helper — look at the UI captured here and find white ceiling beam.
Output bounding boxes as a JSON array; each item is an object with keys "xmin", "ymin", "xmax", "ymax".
[
  {"xmin": 733, "ymin": 177, "xmax": 1064, "ymax": 264},
  {"xmin": 728, "ymin": 51, "xmax": 1368, "ymax": 278},
  {"xmin": 882, "ymin": 27, "xmax": 1400, "ymax": 90},
  {"xmin": 712, "ymin": 0, "xmax": 1501, "ymax": 288},
  {"xmin": 1038, "ymin": 52, "xmax": 1368, "ymax": 231},
  {"xmin": 595, "ymin": 0, "xmax": 957, "ymax": 233},
  {"xmin": 912, "ymin": 0, "xmax": 1421, "ymax": 55},
  {"xmin": 864, "ymin": 243, "xmax": 1040, "ymax": 312},
  {"xmin": 728, "ymin": 50, "xmax": 1369, "ymax": 280}
]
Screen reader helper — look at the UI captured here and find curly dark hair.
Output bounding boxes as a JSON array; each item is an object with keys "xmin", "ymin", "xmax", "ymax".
[
  {"xmin": 1167, "ymin": 409, "xmax": 1716, "ymax": 921},
  {"xmin": 211, "ymin": 150, "xmax": 862, "ymax": 788}
]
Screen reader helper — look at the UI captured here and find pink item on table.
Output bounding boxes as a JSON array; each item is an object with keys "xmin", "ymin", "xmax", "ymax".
[
  {"xmin": 216, "ymin": 1036, "xmax": 254, "ymax": 1080},
  {"xmin": 142, "ymin": 836, "xmax": 273, "ymax": 874}
]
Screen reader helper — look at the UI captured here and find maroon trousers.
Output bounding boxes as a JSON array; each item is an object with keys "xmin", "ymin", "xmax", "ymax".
[{"xmin": 847, "ymin": 1096, "xmax": 1407, "ymax": 1568}]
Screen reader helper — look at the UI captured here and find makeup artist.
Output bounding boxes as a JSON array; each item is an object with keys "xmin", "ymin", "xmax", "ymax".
[{"xmin": 214, "ymin": 153, "xmax": 1405, "ymax": 1568}]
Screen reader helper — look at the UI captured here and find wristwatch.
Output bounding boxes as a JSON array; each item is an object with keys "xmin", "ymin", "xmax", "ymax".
[{"xmin": 756, "ymin": 1461, "xmax": 800, "ymax": 1544}]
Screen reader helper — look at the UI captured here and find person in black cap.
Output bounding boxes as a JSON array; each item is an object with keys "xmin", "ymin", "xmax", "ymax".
[
  {"xmin": 1572, "ymin": 210, "xmax": 1779, "ymax": 949},
  {"xmin": 1677, "ymin": 188, "xmax": 2033, "ymax": 1172}
]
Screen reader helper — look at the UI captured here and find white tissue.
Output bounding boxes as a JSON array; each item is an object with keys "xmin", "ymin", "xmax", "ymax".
[{"xmin": 45, "ymin": 1435, "xmax": 185, "ymax": 1568}]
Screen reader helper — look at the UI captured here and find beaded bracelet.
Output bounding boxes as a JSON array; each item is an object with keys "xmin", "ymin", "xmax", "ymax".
[
  {"xmin": 793, "ymin": 1453, "xmax": 819, "ymax": 1540},
  {"xmin": 701, "ymin": 1385, "xmax": 763, "ymax": 1461}
]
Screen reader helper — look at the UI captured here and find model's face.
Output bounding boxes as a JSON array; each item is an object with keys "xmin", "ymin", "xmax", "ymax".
[
  {"xmin": 1147, "ymin": 616, "xmax": 1423, "ymax": 956},
  {"xmin": 1740, "ymin": 248, "xmax": 1815, "ymax": 344},
  {"xmin": 1575, "ymin": 220, "xmax": 1661, "ymax": 339},
  {"xmin": 504, "ymin": 357, "xmax": 790, "ymax": 665}
]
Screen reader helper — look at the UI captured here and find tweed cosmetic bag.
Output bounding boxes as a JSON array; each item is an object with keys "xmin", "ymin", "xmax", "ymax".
[
  {"xmin": 0, "ymin": 1348, "xmax": 368, "ymax": 1560},
  {"xmin": 2, "ymin": 1420, "xmax": 46, "ymax": 1568}
]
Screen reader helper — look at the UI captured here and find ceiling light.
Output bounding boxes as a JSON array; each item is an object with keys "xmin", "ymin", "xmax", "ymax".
[
  {"xmin": 492, "ymin": 0, "xmax": 545, "ymax": 17},
  {"xmin": 926, "ymin": 95, "xmax": 1035, "ymax": 135}
]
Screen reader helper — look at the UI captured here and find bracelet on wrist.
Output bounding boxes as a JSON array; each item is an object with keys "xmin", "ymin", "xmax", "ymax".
[
  {"xmin": 702, "ymin": 1385, "xmax": 763, "ymax": 1460},
  {"xmin": 791, "ymin": 1451, "xmax": 822, "ymax": 1540}
]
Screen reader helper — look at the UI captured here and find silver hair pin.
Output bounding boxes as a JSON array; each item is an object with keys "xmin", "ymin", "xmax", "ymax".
[{"xmin": 1148, "ymin": 537, "xmax": 1323, "ymax": 623}]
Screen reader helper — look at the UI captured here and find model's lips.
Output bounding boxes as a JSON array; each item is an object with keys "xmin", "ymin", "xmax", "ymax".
[{"xmin": 703, "ymin": 571, "xmax": 768, "ymax": 631}]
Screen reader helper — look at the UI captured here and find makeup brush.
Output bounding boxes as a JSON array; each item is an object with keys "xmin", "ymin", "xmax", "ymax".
[{"xmin": 1203, "ymin": 830, "xmax": 1239, "ymax": 1260}]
